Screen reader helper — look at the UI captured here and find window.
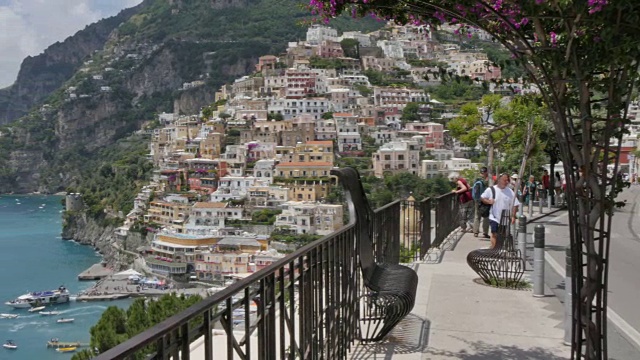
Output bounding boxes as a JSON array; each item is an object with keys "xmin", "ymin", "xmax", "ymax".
[{"xmin": 384, "ymin": 155, "xmax": 391, "ymax": 160}]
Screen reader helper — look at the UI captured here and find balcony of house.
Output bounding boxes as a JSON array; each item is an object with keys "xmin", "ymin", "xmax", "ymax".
[
  {"xmin": 144, "ymin": 256, "xmax": 188, "ymax": 275},
  {"xmin": 92, "ymin": 169, "xmax": 462, "ymax": 360}
]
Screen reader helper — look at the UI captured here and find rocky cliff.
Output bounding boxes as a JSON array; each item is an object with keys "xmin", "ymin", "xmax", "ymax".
[
  {"xmin": 62, "ymin": 211, "xmax": 150, "ymax": 268},
  {"xmin": 62, "ymin": 212, "xmax": 118, "ymax": 263}
]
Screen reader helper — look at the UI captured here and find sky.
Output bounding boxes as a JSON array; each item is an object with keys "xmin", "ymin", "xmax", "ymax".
[{"xmin": 0, "ymin": 0, "xmax": 143, "ymax": 88}]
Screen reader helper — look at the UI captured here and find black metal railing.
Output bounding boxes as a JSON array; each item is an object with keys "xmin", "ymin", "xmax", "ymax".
[
  {"xmin": 433, "ymin": 193, "xmax": 459, "ymax": 248},
  {"xmin": 95, "ymin": 193, "xmax": 459, "ymax": 360}
]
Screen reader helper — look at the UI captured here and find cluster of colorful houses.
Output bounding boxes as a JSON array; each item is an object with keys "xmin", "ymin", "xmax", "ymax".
[{"xmin": 103, "ymin": 23, "xmax": 640, "ymax": 282}]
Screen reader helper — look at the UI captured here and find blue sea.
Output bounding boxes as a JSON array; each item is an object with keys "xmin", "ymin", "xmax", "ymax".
[{"xmin": 0, "ymin": 195, "xmax": 131, "ymax": 360}]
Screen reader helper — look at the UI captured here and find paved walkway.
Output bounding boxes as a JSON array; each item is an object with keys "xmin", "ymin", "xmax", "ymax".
[{"xmin": 350, "ymin": 231, "xmax": 570, "ymax": 360}]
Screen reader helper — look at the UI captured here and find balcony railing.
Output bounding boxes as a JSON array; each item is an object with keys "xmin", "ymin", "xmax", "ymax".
[{"xmin": 95, "ymin": 192, "xmax": 459, "ymax": 360}]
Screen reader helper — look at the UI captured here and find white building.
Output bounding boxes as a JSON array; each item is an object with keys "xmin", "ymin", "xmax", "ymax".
[
  {"xmin": 306, "ymin": 25, "xmax": 338, "ymax": 45},
  {"xmin": 211, "ymin": 176, "xmax": 261, "ymax": 202},
  {"xmin": 372, "ymin": 140, "xmax": 421, "ymax": 177},
  {"xmin": 283, "ymin": 97, "xmax": 329, "ymax": 120},
  {"xmin": 377, "ymin": 40, "xmax": 405, "ymax": 59},
  {"xmin": 335, "ymin": 114, "xmax": 362, "ymax": 152},
  {"xmin": 341, "ymin": 31, "xmax": 372, "ymax": 46},
  {"xmin": 252, "ymin": 159, "xmax": 276, "ymax": 185},
  {"xmin": 315, "ymin": 118, "xmax": 337, "ymax": 140},
  {"xmin": 421, "ymin": 160, "xmax": 441, "ymax": 179},
  {"xmin": 372, "ymin": 128, "xmax": 397, "ymax": 145},
  {"xmin": 275, "ymin": 202, "xmax": 344, "ymax": 235}
]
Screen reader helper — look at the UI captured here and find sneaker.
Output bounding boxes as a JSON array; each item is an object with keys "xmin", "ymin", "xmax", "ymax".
[
  {"xmin": 474, "ymin": 233, "xmax": 479, "ymax": 238},
  {"xmin": 482, "ymin": 234, "xmax": 490, "ymax": 239}
]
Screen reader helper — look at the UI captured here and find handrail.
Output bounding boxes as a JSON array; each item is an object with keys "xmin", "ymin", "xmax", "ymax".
[{"xmin": 433, "ymin": 192, "xmax": 458, "ymax": 248}]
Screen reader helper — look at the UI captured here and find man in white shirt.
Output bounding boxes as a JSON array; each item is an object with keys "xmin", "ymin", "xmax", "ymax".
[{"xmin": 481, "ymin": 173, "xmax": 521, "ymax": 249}]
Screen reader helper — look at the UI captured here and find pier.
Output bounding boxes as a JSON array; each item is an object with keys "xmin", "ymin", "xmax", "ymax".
[
  {"xmin": 75, "ymin": 293, "xmax": 131, "ymax": 302},
  {"xmin": 46, "ymin": 341, "xmax": 89, "ymax": 349},
  {"xmin": 77, "ymin": 263, "xmax": 113, "ymax": 280}
]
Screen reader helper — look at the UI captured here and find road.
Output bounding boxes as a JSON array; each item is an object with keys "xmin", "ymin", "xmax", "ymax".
[{"xmin": 530, "ymin": 186, "xmax": 640, "ymax": 359}]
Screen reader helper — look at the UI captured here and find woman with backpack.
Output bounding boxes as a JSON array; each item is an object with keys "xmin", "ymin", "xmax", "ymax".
[{"xmin": 452, "ymin": 174, "xmax": 474, "ymax": 233}]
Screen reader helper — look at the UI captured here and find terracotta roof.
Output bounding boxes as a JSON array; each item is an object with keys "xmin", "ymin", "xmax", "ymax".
[
  {"xmin": 276, "ymin": 162, "xmax": 333, "ymax": 167},
  {"xmin": 193, "ymin": 202, "xmax": 228, "ymax": 209},
  {"xmin": 332, "ymin": 113, "xmax": 356, "ymax": 117}
]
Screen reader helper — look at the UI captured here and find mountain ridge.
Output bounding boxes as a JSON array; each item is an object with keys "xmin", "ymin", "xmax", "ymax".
[
  {"xmin": 0, "ymin": 2, "xmax": 148, "ymax": 124},
  {"xmin": 0, "ymin": 0, "xmax": 382, "ymax": 196}
]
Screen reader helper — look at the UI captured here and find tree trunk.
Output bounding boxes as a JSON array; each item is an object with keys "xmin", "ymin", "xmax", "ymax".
[
  {"xmin": 512, "ymin": 119, "xmax": 536, "ymax": 208},
  {"xmin": 487, "ymin": 141, "xmax": 495, "ymax": 186}
]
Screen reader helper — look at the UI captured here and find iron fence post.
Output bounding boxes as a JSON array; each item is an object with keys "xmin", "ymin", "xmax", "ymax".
[
  {"xmin": 533, "ymin": 225, "xmax": 545, "ymax": 297},
  {"xmin": 518, "ymin": 215, "xmax": 527, "ymax": 270},
  {"xmin": 564, "ymin": 247, "xmax": 573, "ymax": 346}
]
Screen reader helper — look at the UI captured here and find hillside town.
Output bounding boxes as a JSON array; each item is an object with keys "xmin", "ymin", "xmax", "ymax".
[{"xmin": 91, "ymin": 22, "xmax": 640, "ymax": 284}]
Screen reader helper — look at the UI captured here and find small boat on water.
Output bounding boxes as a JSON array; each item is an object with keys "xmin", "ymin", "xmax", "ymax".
[
  {"xmin": 5, "ymin": 286, "xmax": 70, "ymax": 309},
  {"xmin": 0, "ymin": 314, "xmax": 18, "ymax": 319},
  {"xmin": 56, "ymin": 318, "xmax": 74, "ymax": 323},
  {"xmin": 28, "ymin": 306, "xmax": 46, "ymax": 313},
  {"xmin": 3, "ymin": 340, "xmax": 17, "ymax": 350},
  {"xmin": 40, "ymin": 311, "xmax": 61, "ymax": 316},
  {"xmin": 56, "ymin": 346, "xmax": 76, "ymax": 353}
]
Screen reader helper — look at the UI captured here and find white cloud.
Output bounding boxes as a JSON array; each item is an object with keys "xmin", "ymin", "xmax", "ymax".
[{"xmin": 0, "ymin": 0, "xmax": 142, "ymax": 88}]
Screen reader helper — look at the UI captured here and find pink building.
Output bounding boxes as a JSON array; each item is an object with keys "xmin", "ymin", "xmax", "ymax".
[
  {"xmin": 285, "ymin": 68, "xmax": 317, "ymax": 99},
  {"xmin": 404, "ymin": 122, "xmax": 444, "ymax": 149},
  {"xmin": 256, "ymin": 55, "xmax": 278, "ymax": 72},
  {"xmin": 317, "ymin": 40, "xmax": 344, "ymax": 58}
]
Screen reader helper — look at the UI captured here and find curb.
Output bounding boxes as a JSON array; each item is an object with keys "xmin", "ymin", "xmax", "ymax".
[{"xmin": 545, "ymin": 252, "xmax": 640, "ymax": 351}]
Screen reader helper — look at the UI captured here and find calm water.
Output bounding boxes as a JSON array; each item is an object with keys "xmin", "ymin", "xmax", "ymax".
[{"xmin": 0, "ymin": 195, "xmax": 131, "ymax": 359}]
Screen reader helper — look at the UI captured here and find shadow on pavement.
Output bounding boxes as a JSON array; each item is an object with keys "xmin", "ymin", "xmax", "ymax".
[
  {"xmin": 425, "ymin": 337, "xmax": 568, "ymax": 359},
  {"xmin": 349, "ymin": 313, "xmax": 430, "ymax": 359}
]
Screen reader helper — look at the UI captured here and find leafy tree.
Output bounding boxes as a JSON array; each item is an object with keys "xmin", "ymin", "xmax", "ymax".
[
  {"xmin": 72, "ymin": 294, "xmax": 202, "ymax": 360},
  {"xmin": 321, "ymin": 112, "xmax": 334, "ymax": 119},
  {"xmin": 400, "ymin": 102, "xmax": 422, "ymax": 124},
  {"xmin": 251, "ymin": 209, "xmax": 282, "ymax": 224},
  {"xmin": 354, "ymin": 84, "xmax": 372, "ymax": 97},
  {"xmin": 201, "ymin": 106, "xmax": 213, "ymax": 121},
  {"xmin": 340, "ymin": 38, "xmax": 360, "ymax": 58},
  {"xmin": 447, "ymin": 94, "xmax": 512, "ymax": 183},
  {"xmin": 267, "ymin": 112, "xmax": 284, "ymax": 121}
]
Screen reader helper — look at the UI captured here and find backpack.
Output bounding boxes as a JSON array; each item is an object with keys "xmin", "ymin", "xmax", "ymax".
[
  {"xmin": 472, "ymin": 178, "xmax": 486, "ymax": 201},
  {"xmin": 459, "ymin": 178, "xmax": 473, "ymax": 203},
  {"xmin": 478, "ymin": 186, "xmax": 495, "ymax": 218}
]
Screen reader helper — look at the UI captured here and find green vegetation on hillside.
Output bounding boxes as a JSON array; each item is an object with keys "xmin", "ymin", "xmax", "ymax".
[
  {"xmin": 61, "ymin": 134, "xmax": 155, "ymax": 222},
  {"xmin": 361, "ymin": 173, "xmax": 452, "ymax": 208}
]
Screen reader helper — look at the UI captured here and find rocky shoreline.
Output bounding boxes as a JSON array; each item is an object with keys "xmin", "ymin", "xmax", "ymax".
[
  {"xmin": 62, "ymin": 211, "xmax": 148, "ymax": 271},
  {"xmin": 62, "ymin": 212, "xmax": 118, "ymax": 264}
]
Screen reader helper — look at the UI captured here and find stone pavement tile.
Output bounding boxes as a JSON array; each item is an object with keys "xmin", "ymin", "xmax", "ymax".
[{"xmin": 426, "ymin": 274, "xmax": 564, "ymax": 339}]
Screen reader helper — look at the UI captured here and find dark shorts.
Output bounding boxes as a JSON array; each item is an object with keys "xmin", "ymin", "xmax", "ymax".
[
  {"xmin": 490, "ymin": 220, "xmax": 498, "ymax": 233},
  {"xmin": 490, "ymin": 220, "xmax": 504, "ymax": 234}
]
